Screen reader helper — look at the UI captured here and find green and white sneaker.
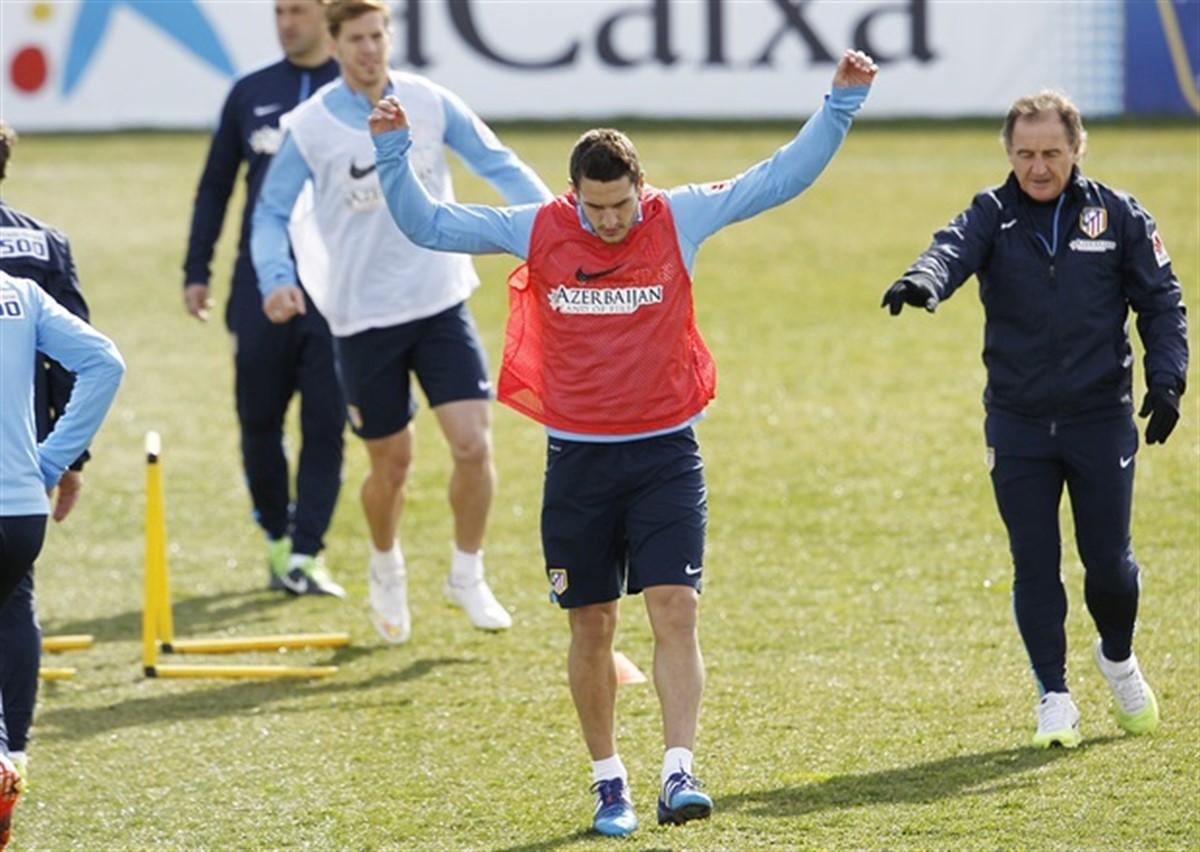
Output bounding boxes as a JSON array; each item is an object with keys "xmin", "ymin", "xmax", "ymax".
[
  {"xmin": 282, "ymin": 555, "xmax": 346, "ymax": 598},
  {"xmin": 1094, "ymin": 640, "xmax": 1159, "ymax": 735},
  {"xmin": 1032, "ymin": 692, "xmax": 1081, "ymax": 749},
  {"xmin": 266, "ymin": 536, "xmax": 292, "ymax": 591}
]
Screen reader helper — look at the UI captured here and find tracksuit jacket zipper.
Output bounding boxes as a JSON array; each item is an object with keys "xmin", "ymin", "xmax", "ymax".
[{"xmin": 1028, "ymin": 192, "xmax": 1068, "ymax": 437}]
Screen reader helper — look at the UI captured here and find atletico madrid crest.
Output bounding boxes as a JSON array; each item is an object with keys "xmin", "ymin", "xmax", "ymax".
[
  {"xmin": 549, "ymin": 568, "xmax": 569, "ymax": 595},
  {"xmin": 1079, "ymin": 207, "xmax": 1108, "ymax": 239}
]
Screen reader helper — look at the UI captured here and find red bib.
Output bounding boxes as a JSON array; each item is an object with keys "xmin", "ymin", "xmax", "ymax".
[{"xmin": 498, "ymin": 190, "xmax": 716, "ymax": 434}]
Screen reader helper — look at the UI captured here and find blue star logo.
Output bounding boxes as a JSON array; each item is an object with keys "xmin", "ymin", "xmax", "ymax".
[{"xmin": 63, "ymin": 0, "xmax": 236, "ymax": 96}]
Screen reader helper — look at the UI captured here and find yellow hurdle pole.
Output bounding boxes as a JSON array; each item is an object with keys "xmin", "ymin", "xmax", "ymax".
[
  {"xmin": 149, "ymin": 664, "xmax": 339, "ymax": 680},
  {"xmin": 168, "ymin": 633, "xmax": 352, "ymax": 654},
  {"xmin": 39, "ymin": 667, "xmax": 76, "ymax": 681},
  {"xmin": 42, "ymin": 634, "xmax": 94, "ymax": 652},
  {"xmin": 143, "ymin": 431, "xmax": 163, "ymax": 674},
  {"xmin": 151, "ymin": 436, "xmax": 176, "ymax": 650}
]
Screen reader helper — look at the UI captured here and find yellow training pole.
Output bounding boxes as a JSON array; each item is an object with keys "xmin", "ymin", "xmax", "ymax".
[
  {"xmin": 150, "ymin": 664, "xmax": 338, "ymax": 679},
  {"xmin": 149, "ymin": 436, "xmax": 176, "ymax": 650},
  {"xmin": 42, "ymin": 634, "xmax": 94, "ymax": 652},
  {"xmin": 143, "ymin": 431, "xmax": 164, "ymax": 673},
  {"xmin": 139, "ymin": 430, "xmax": 343, "ymax": 679},
  {"xmin": 167, "ymin": 632, "xmax": 351, "ymax": 654},
  {"xmin": 38, "ymin": 667, "xmax": 76, "ymax": 681}
]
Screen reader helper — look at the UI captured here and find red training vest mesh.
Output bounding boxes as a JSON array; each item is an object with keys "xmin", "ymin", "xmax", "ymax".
[{"xmin": 497, "ymin": 190, "xmax": 716, "ymax": 434}]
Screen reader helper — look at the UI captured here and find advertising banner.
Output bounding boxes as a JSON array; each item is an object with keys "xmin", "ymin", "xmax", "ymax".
[
  {"xmin": 1124, "ymin": 0, "xmax": 1200, "ymax": 115},
  {"xmin": 0, "ymin": 0, "xmax": 1149, "ymax": 131}
]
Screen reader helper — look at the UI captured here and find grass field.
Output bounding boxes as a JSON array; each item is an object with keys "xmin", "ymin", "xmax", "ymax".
[{"xmin": 4, "ymin": 118, "xmax": 1198, "ymax": 850}]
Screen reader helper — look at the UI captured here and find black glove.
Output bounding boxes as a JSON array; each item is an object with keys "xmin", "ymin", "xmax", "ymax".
[
  {"xmin": 881, "ymin": 278, "xmax": 938, "ymax": 315},
  {"xmin": 1138, "ymin": 385, "xmax": 1181, "ymax": 445}
]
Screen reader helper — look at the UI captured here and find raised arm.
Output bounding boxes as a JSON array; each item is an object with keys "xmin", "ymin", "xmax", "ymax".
[
  {"xmin": 370, "ymin": 97, "xmax": 539, "ymax": 259},
  {"xmin": 439, "ymin": 86, "xmax": 552, "ymax": 205},
  {"xmin": 668, "ymin": 49, "xmax": 877, "ymax": 250}
]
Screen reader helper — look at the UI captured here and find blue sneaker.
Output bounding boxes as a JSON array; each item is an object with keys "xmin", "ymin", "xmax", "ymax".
[
  {"xmin": 657, "ymin": 770, "xmax": 712, "ymax": 825},
  {"xmin": 591, "ymin": 777, "xmax": 638, "ymax": 837}
]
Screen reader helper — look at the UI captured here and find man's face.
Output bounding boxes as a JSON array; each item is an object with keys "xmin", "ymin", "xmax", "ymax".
[
  {"xmin": 274, "ymin": 0, "xmax": 327, "ymax": 61},
  {"xmin": 333, "ymin": 11, "xmax": 391, "ymax": 94},
  {"xmin": 575, "ymin": 175, "xmax": 643, "ymax": 244},
  {"xmin": 1007, "ymin": 112, "xmax": 1078, "ymax": 202}
]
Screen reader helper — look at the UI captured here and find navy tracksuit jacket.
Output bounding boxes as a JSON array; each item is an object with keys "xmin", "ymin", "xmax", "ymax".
[{"xmin": 903, "ymin": 168, "xmax": 1188, "ymax": 693}]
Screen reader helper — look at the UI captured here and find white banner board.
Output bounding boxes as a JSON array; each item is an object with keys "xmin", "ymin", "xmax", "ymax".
[{"xmin": 0, "ymin": 0, "xmax": 1124, "ymax": 131}]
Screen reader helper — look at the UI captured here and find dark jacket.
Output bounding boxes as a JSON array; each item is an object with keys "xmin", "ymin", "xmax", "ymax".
[
  {"xmin": 905, "ymin": 168, "xmax": 1188, "ymax": 420},
  {"xmin": 182, "ymin": 56, "xmax": 338, "ymax": 329},
  {"xmin": 0, "ymin": 200, "xmax": 91, "ymax": 465}
]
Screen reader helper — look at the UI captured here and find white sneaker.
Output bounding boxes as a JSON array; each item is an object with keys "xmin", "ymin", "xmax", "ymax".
[
  {"xmin": 444, "ymin": 576, "xmax": 512, "ymax": 631},
  {"xmin": 368, "ymin": 563, "xmax": 411, "ymax": 644},
  {"xmin": 1094, "ymin": 640, "xmax": 1160, "ymax": 735},
  {"xmin": 1032, "ymin": 691, "xmax": 1081, "ymax": 749}
]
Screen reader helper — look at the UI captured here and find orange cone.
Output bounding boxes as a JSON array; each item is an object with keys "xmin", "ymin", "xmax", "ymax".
[{"xmin": 613, "ymin": 651, "xmax": 648, "ymax": 685}]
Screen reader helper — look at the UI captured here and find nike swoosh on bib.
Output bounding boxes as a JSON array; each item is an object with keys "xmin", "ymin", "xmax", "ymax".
[
  {"xmin": 575, "ymin": 264, "xmax": 622, "ymax": 282},
  {"xmin": 349, "ymin": 161, "xmax": 378, "ymax": 180}
]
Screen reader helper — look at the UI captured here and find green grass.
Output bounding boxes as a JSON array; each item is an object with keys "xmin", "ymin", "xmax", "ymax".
[{"xmin": 5, "ymin": 119, "xmax": 1198, "ymax": 850}]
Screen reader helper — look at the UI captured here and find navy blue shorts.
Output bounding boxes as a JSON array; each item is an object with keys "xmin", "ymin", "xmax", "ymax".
[
  {"xmin": 541, "ymin": 427, "xmax": 707, "ymax": 608},
  {"xmin": 333, "ymin": 302, "xmax": 491, "ymax": 439}
]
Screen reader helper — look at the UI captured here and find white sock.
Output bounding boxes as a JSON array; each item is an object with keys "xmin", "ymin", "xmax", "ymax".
[
  {"xmin": 662, "ymin": 747, "xmax": 694, "ymax": 788},
  {"xmin": 449, "ymin": 546, "xmax": 483, "ymax": 586},
  {"xmin": 592, "ymin": 754, "xmax": 627, "ymax": 785},
  {"xmin": 289, "ymin": 553, "xmax": 314, "ymax": 569},
  {"xmin": 1098, "ymin": 647, "xmax": 1137, "ymax": 677},
  {"xmin": 369, "ymin": 542, "xmax": 405, "ymax": 576}
]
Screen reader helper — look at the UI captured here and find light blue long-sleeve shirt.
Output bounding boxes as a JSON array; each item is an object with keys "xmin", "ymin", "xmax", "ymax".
[
  {"xmin": 372, "ymin": 85, "xmax": 869, "ymax": 441},
  {"xmin": 373, "ymin": 85, "xmax": 870, "ymax": 274},
  {"xmin": 1, "ymin": 272, "xmax": 124, "ymax": 515},
  {"xmin": 251, "ymin": 77, "xmax": 551, "ymax": 294}
]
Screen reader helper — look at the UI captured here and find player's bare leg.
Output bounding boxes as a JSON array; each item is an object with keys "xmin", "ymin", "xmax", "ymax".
[
  {"xmin": 570, "ymin": 600, "xmax": 636, "ymax": 835},
  {"xmin": 433, "ymin": 399, "xmax": 492, "ymax": 552},
  {"xmin": 644, "ymin": 585, "xmax": 711, "ymax": 825},
  {"xmin": 434, "ymin": 399, "xmax": 510, "ymax": 630},
  {"xmin": 362, "ymin": 427, "xmax": 414, "ymax": 642},
  {"xmin": 568, "ymin": 601, "xmax": 620, "ymax": 757},
  {"xmin": 362, "ymin": 426, "xmax": 414, "ymax": 551}
]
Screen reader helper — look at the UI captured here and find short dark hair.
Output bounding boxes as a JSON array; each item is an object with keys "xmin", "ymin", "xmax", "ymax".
[
  {"xmin": 569, "ymin": 128, "xmax": 642, "ymax": 187},
  {"xmin": 326, "ymin": 0, "xmax": 387, "ymax": 38},
  {"xmin": 0, "ymin": 122, "xmax": 16, "ymax": 183},
  {"xmin": 1002, "ymin": 89, "xmax": 1087, "ymax": 157}
]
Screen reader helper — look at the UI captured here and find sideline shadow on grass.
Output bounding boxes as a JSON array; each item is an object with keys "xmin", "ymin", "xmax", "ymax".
[
  {"xmin": 495, "ymin": 741, "xmax": 1121, "ymax": 851},
  {"xmin": 716, "ymin": 739, "xmax": 1121, "ymax": 817},
  {"xmin": 41, "ymin": 589, "xmax": 329, "ymax": 645},
  {"xmin": 35, "ymin": 656, "xmax": 479, "ymax": 743}
]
